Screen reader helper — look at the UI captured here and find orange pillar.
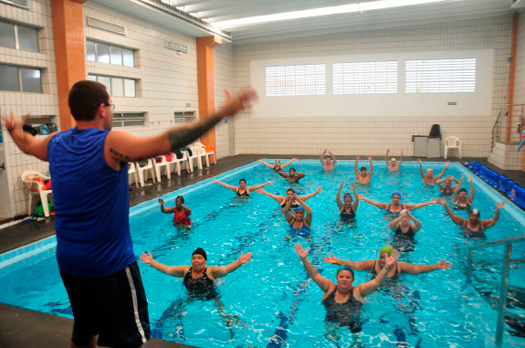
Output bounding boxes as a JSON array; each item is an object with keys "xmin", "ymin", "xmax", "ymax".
[
  {"xmin": 51, "ymin": 0, "xmax": 88, "ymax": 131},
  {"xmin": 197, "ymin": 36, "xmax": 222, "ymax": 162},
  {"xmin": 507, "ymin": 13, "xmax": 519, "ymax": 143}
]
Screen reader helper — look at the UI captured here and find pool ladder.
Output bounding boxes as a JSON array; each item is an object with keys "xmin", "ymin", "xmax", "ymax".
[{"xmin": 465, "ymin": 235, "xmax": 525, "ymax": 346}]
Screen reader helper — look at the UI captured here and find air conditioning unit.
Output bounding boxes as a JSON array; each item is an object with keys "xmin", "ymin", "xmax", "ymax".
[{"xmin": 512, "ymin": 0, "xmax": 525, "ymax": 9}]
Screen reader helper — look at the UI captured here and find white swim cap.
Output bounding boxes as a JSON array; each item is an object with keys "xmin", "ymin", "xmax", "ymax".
[{"xmin": 391, "ymin": 158, "xmax": 396, "ymax": 162}]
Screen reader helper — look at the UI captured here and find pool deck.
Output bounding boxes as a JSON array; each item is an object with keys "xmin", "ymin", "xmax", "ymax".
[{"xmin": 0, "ymin": 154, "xmax": 523, "ymax": 348}]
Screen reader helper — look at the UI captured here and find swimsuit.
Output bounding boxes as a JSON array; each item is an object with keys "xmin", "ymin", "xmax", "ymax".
[
  {"xmin": 289, "ymin": 218, "xmax": 311, "ymax": 238},
  {"xmin": 182, "ymin": 267, "xmax": 218, "ymax": 300},
  {"xmin": 322, "ymin": 289, "xmax": 363, "ymax": 333},
  {"xmin": 173, "ymin": 209, "xmax": 192, "ymax": 226},
  {"xmin": 462, "ymin": 221, "xmax": 485, "ymax": 238},
  {"xmin": 340, "ymin": 207, "xmax": 356, "ymax": 220},
  {"xmin": 236, "ymin": 188, "xmax": 249, "ymax": 197},
  {"xmin": 384, "ymin": 204, "xmax": 405, "ymax": 218},
  {"xmin": 281, "ymin": 200, "xmax": 300, "ymax": 208},
  {"xmin": 394, "ymin": 225, "xmax": 416, "ymax": 239},
  {"xmin": 454, "ymin": 200, "xmax": 472, "ymax": 211}
]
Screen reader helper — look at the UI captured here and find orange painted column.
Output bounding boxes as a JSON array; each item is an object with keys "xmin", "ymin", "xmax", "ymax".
[
  {"xmin": 507, "ymin": 13, "xmax": 519, "ymax": 144},
  {"xmin": 51, "ymin": 0, "xmax": 88, "ymax": 131},
  {"xmin": 197, "ymin": 36, "xmax": 222, "ymax": 162}
]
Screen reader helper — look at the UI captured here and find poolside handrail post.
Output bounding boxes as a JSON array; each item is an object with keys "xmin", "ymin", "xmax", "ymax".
[{"xmin": 495, "ymin": 243, "xmax": 512, "ymax": 347}]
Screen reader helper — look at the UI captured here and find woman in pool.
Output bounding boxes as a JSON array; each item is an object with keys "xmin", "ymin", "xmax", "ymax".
[
  {"xmin": 320, "ymin": 149, "xmax": 336, "ymax": 171},
  {"xmin": 436, "ymin": 175, "xmax": 460, "ymax": 195},
  {"xmin": 354, "ymin": 154, "xmax": 374, "ymax": 184},
  {"xmin": 212, "ymin": 178, "xmax": 274, "ymax": 197},
  {"xmin": 440, "ymin": 199, "xmax": 504, "ymax": 238},
  {"xmin": 140, "ymin": 248, "xmax": 252, "ymax": 338},
  {"xmin": 452, "ymin": 175, "xmax": 475, "ymax": 210},
  {"xmin": 359, "ymin": 191, "xmax": 438, "ymax": 218},
  {"xmin": 323, "ymin": 245, "xmax": 451, "ymax": 280},
  {"xmin": 158, "ymin": 196, "xmax": 192, "ymax": 227},
  {"xmin": 385, "ymin": 149, "xmax": 403, "ymax": 172},
  {"xmin": 336, "ymin": 180, "xmax": 359, "ymax": 221},
  {"xmin": 417, "ymin": 159, "xmax": 449, "ymax": 186},
  {"xmin": 388, "ymin": 210, "xmax": 422, "ymax": 240},
  {"xmin": 256, "ymin": 187, "xmax": 322, "ymax": 208},
  {"xmin": 295, "ymin": 243, "xmax": 397, "ymax": 334},
  {"xmin": 283, "ymin": 195, "xmax": 312, "ymax": 238},
  {"xmin": 278, "ymin": 167, "xmax": 305, "ymax": 183},
  {"xmin": 258, "ymin": 158, "xmax": 297, "ymax": 172}
]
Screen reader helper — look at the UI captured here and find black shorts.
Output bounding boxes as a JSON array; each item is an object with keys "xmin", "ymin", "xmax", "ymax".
[{"xmin": 60, "ymin": 261, "xmax": 150, "ymax": 348}]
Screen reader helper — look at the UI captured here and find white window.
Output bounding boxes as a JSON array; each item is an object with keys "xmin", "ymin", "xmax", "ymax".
[
  {"xmin": 112, "ymin": 112, "xmax": 146, "ymax": 128},
  {"xmin": 406, "ymin": 58, "xmax": 476, "ymax": 93},
  {"xmin": 333, "ymin": 61, "xmax": 398, "ymax": 94},
  {"xmin": 0, "ymin": 20, "xmax": 38, "ymax": 52},
  {"xmin": 86, "ymin": 40, "xmax": 135, "ymax": 67},
  {"xmin": 0, "ymin": 64, "xmax": 41, "ymax": 93},
  {"xmin": 88, "ymin": 74, "xmax": 137, "ymax": 98},
  {"xmin": 266, "ymin": 64, "xmax": 325, "ymax": 97}
]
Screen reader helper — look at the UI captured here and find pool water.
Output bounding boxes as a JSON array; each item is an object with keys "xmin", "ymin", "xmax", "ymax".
[{"xmin": 1, "ymin": 160, "xmax": 524, "ymax": 348}]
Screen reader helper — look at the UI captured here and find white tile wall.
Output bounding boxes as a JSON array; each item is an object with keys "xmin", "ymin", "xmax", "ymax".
[
  {"xmin": 0, "ymin": 0, "xmax": 58, "ymax": 217},
  {"xmin": 514, "ymin": 12, "xmax": 525, "ymax": 170},
  {"xmin": 214, "ymin": 42, "xmax": 234, "ymax": 159},
  {"xmin": 232, "ymin": 15, "xmax": 513, "ymax": 159}
]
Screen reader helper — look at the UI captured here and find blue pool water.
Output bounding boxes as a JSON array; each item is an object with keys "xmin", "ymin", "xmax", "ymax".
[{"xmin": 1, "ymin": 160, "xmax": 524, "ymax": 348}]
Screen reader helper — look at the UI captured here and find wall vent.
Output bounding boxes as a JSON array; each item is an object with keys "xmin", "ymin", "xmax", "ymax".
[
  {"xmin": 86, "ymin": 17, "xmax": 126, "ymax": 36},
  {"xmin": 0, "ymin": 0, "xmax": 31, "ymax": 10},
  {"xmin": 165, "ymin": 41, "xmax": 189, "ymax": 54}
]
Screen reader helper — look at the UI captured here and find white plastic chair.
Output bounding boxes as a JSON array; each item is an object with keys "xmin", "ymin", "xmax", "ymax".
[
  {"xmin": 193, "ymin": 142, "xmax": 216, "ymax": 167},
  {"xmin": 21, "ymin": 170, "xmax": 53, "ymax": 217},
  {"xmin": 444, "ymin": 136, "xmax": 462, "ymax": 159},
  {"xmin": 135, "ymin": 159, "xmax": 156, "ymax": 186},
  {"xmin": 166, "ymin": 152, "xmax": 187, "ymax": 176},
  {"xmin": 190, "ymin": 144, "xmax": 206, "ymax": 170},
  {"xmin": 128, "ymin": 162, "xmax": 139, "ymax": 188},
  {"xmin": 182, "ymin": 147, "xmax": 202, "ymax": 172},
  {"xmin": 153, "ymin": 155, "xmax": 171, "ymax": 181}
]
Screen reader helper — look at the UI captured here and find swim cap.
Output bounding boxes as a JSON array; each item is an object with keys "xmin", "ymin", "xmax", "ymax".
[
  {"xmin": 400, "ymin": 209, "xmax": 408, "ymax": 216},
  {"xmin": 360, "ymin": 166, "xmax": 367, "ymax": 171},
  {"xmin": 337, "ymin": 265, "xmax": 354, "ymax": 277},
  {"xmin": 391, "ymin": 191, "xmax": 402, "ymax": 199},
  {"xmin": 192, "ymin": 248, "xmax": 207, "ymax": 260},
  {"xmin": 391, "ymin": 158, "xmax": 396, "ymax": 162},
  {"xmin": 379, "ymin": 245, "xmax": 394, "ymax": 255},
  {"xmin": 471, "ymin": 209, "xmax": 480, "ymax": 217},
  {"xmin": 458, "ymin": 188, "xmax": 467, "ymax": 194},
  {"xmin": 426, "ymin": 169, "xmax": 433, "ymax": 173},
  {"xmin": 295, "ymin": 206, "xmax": 305, "ymax": 213},
  {"xmin": 343, "ymin": 192, "xmax": 352, "ymax": 198}
]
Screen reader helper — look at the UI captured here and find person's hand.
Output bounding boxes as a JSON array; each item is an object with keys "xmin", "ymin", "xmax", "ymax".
[
  {"xmin": 496, "ymin": 202, "xmax": 505, "ymax": 210},
  {"xmin": 2, "ymin": 111, "xmax": 29, "ymax": 133},
  {"xmin": 436, "ymin": 260, "xmax": 452, "ymax": 269},
  {"xmin": 350, "ymin": 182, "xmax": 355, "ymax": 190},
  {"xmin": 292, "ymin": 157, "xmax": 298, "ymax": 160},
  {"xmin": 323, "ymin": 253, "xmax": 341, "ymax": 264},
  {"xmin": 368, "ymin": 155, "xmax": 372, "ymax": 161},
  {"xmin": 218, "ymin": 88, "xmax": 258, "ymax": 118},
  {"xmin": 316, "ymin": 187, "xmax": 322, "ymax": 194},
  {"xmin": 356, "ymin": 154, "xmax": 360, "ymax": 160},
  {"xmin": 238, "ymin": 252, "xmax": 253, "ymax": 264},
  {"xmin": 447, "ymin": 175, "xmax": 454, "ymax": 180},
  {"xmin": 267, "ymin": 180, "xmax": 275, "ymax": 184},
  {"xmin": 387, "ymin": 149, "xmax": 390, "ymax": 154},
  {"xmin": 359, "ymin": 195, "xmax": 365, "ymax": 199},
  {"xmin": 295, "ymin": 243, "xmax": 309, "ymax": 259},
  {"xmin": 438, "ymin": 198, "xmax": 447, "ymax": 205},
  {"xmin": 385, "ymin": 250, "xmax": 398, "ymax": 269},
  {"xmin": 256, "ymin": 189, "xmax": 264, "ymax": 194},
  {"xmin": 417, "ymin": 158, "xmax": 422, "ymax": 164},
  {"xmin": 140, "ymin": 252, "xmax": 154, "ymax": 264},
  {"xmin": 212, "ymin": 179, "xmax": 220, "ymax": 183},
  {"xmin": 158, "ymin": 198, "xmax": 165, "ymax": 205},
  {"xmin": 339, "ymin": 180, "xmax": 344, "ymax": 188},
  {"xmin": 430, "ymin": 198, "xmax": 440, "ymax": 204},
  {"xmin": 468, "ymin": 176, "xmax": 472, "ymax": 184},
  {"xmin": 401, "ymin": 150, "xmax": 404, "ymax": 156},
  {"xmin": 444, "ymin": 161, "xmax": 450, "ymax": 168}
]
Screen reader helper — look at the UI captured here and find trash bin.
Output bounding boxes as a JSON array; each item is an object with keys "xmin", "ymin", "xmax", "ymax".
[{"xmin": 412, "ymin": 135, "xmax": 428, "ymax": 157}]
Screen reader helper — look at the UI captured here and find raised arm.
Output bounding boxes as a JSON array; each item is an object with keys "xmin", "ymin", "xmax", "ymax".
[
  {"xmin": 336, "ymin": 181, "xmax": 344, "ymax": 210},
  {"xmin": 385, "ymin": 149, "xmax": 390, "ymax": 165},
  {"xmin": 417, "ymin": 158, "xmax": 425, "ymax": 179},
  {"xmin": 140, "ymin": 252, "xmax": 187, "ymax": 277},
  {"xmin": 453, "ymin": 175, "xmax": 465, "ymax": 200},
  {"xmin": 210, "ymin": 252, "xmax": 253, "ymax": 279},
  {"xmin": 277, "ymin": 171, "xmax": 289, "ymax": 179},
  {"xmin": 467, "ymin": 176, "xmax": 475, "ymax": 202},
  {"xmin": 105, "ymin": 89, "xmax": 256, "ymax": 166},
  {"xmin": 282, "ymin": 198, "xmax": 295, "ymax": 223},
  {"xmin": 410, "ymin": 212, "xmax": 423, "ymax": 232},
  {"xmin": 389, "ymin": 214, "xmax": 404, "ymax": 230},
  {"xmin": 320, "ymin": 150, "xmax": 327, "ymax": 165},
  {"xmin": 3, "ymin": 112, "xmax": 55, "ymax": 161},
  {"xmin": 439, "ymin": 199, "xmax": 465, "ymax": 225},
  {"xmin": 212, "ymin": 179, "xmax": 238, "ymax": 192},
  {"xmin": 398, "ymin": 260, "xmax": 451, "ymax": 275},
  {"xmin": 482, "ymin": 202, "xmax": 505, "ymax": 229},
  {"xmin": 435, "ymin": 161, "xmax": 450, "ymax": 180},
  {"xmin": 256, "ymin": 189, "xmax": 283, "ymax": 203},
  {"xmin": 158, "ymin": 198, "xmax": 175, "ymax": 214},
  {"xmin": 181, "ymin": 204, "xmax": 192, "ymax": 216},
  {"xmin": 300, "ymin": 187, "xmax": 322, "ymax": 201},
  {"xmin": 354, "ymin": 154, "xmax": 360, "ymax": 176},
  {"xmin": 368, "ymin": 156, "xmax": 374, "ymax": 177},
  {"xmin": 328, "ymin": 150, "xmax": 336, "ymax": 163},
  {"xmin": 247, "ymin": 180, "xmax": 274, "ymax": 192},
  {"xmin": 405, "ymin": 199, "xmax": 437, "ymax": 211},
  {"xmin": 399, "ymin": 150, "xmax": 403, "ymax": 165},
  {"xmin": 351, "ymin": 182, "xmax": 359, "ymax": 211},
  {"xmin": 257, "ymin": 159, "xmax": 274, "ymax": 168},
  {"xmin": 296, "ymin": 244, "xmax": 334, "ymax": 293},
  {"xmin": 295, "ymin": 195, "xmax": 313, "ymax": 226},
  {"xmin": 281, "ymin": 158, "xmax": 297, "ymax": 169},
  {"xmin": 359, "ymin": 195, "xmax": 388, "ymax": 210},
  {"xmin": 358, "ymin": 252, "xmax": 398, "ymax": 297},
  {"xmin": 323, "ymin": 254, "xmax": 374, "ymax": 271}
]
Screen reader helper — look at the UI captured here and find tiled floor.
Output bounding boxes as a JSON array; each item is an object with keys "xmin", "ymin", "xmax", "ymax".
[{"xmin": 0, "ymin": 154, "xmax": 523, "ymax": 348}]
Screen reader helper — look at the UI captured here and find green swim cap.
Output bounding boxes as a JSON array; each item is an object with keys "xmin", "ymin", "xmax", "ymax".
[{"xmin": 379, "ymin": 245, "xmax": 394, "ymax": 255}]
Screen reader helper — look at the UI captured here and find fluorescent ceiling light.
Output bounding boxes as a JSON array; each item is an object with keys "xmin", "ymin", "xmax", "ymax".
[{"xmin": 212, "ymin": 0, "xmax": 451, "ymax": 29}]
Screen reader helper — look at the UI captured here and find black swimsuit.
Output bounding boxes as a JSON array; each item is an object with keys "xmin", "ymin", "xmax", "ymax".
[
  {"xmin": 236, "ymin": 188, "xmax": 249, "ymax": 197},
  {"xmin": 281, "ymin": 200, "xmax": 299, "ymax": 208},
  {"xmin": 385, "ymin": 204, "xmax": 405, "ymax": 218},
  {"xmin": 340, "ymin": 206, "xmax": 356, "ymax": 220},
  {"xmin": 322, "ymin": 290, "xmax": 363, "ymax": 333},
  {"xmin": 395, "ymin": 225, "xmax": 416, "ymax": 239},
  {"xmin": 462, "ymin": 221, "xmax": 485, "ymax": 238},
  {"xmin": 182, "ymin": 267, "xmax": 218, "ymax": 300}
]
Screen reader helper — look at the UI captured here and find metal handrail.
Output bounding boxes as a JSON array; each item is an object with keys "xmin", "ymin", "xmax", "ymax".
[{"xmin": 465, "ymin": 235, "xmax": 525, "ymax": 346}]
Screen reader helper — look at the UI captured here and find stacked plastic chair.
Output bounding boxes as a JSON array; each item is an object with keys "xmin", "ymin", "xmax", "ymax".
[{"xmin": 465, "ymin": 161, "xmax": 525, "ymax": 210}]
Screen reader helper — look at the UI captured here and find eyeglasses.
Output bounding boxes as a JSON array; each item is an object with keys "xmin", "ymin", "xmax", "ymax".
[{"xmin": 104, "ymin": 102, "xmax": 115, "ymax": 111}]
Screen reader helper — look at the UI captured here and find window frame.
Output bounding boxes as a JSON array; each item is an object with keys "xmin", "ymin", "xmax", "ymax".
[
  {"xmin": 111, "ymin": 112, "xmax": 147, "ymax": 128},
  {"xmin": 86, "ymin": 39, "xmax": 135, "ymax": 67},
  {"xmin": 87, "ymin": 74, "xmax": 137, "ymax": 98},
  {"xmin": 333, "ymin": 60, "xmax": 398, "ymax": 95},
  {"xmin": 0, "ymin": 64, "xmax": 42, "ymax": 93},
  {"xmin": 0, "ymin": 19, "xmax": 39, "ymax": 52},
  {"xmin": 265, "ymin": 64, "xmax": 326, "ymax": 97}
]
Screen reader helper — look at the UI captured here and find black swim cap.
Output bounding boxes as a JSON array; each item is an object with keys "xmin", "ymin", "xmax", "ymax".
[
  {"xmin": 360, "ymin": 167, "xmax": 367, "ymax": 171},
  {"xmin": 458, "ymin": 188, "xmax": 468, "ymax": 194},
  {"xmin": 192, "ymin": 248, "xmax": 207, "ymax": 260}
]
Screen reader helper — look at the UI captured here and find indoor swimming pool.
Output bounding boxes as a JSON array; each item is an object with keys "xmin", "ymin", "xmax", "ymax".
[{"xmin": 0, "ymin": 160, "xmax": 524, "ymax": 348}]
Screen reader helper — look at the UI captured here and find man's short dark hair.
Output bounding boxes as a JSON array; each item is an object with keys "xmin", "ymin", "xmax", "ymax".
[
  {"xmin": 360, "ymin": 167, "xmax": 367, "ymax": 171},
  {"xmin": 68, "ymin": 80, "xmax": 110, "ymax": 121},
  {"xmin": 239, "ymin": 178, "xmax": 246, "ymax": 184}
]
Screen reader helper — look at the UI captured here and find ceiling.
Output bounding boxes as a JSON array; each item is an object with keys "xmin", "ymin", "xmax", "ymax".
[{"xmin": 96, "ymin": 0, "xmax": 518, "ymax": 44}]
